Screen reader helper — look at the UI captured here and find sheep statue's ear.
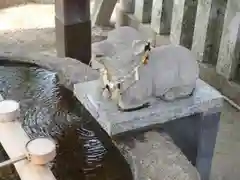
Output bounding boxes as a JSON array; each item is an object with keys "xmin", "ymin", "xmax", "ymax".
[{"xmin": 132, "ymin": 40, "xmax": 146, "ymax": 56}]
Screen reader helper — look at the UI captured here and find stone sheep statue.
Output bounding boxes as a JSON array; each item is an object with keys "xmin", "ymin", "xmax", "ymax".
[{"xmin": 92, "ymin": 27, "xmax": 199, "ymax": 111}]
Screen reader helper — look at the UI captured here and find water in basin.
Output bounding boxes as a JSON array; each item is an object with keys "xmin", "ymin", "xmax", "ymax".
[{"xmin": 0, "ymin": 63, "xmax": 133, "ymax": 180}]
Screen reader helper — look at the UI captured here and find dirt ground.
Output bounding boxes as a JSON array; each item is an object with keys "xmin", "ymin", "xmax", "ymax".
[{"xmin": 0, "ymin": 3, "xmax": 240, "ymax": 180}]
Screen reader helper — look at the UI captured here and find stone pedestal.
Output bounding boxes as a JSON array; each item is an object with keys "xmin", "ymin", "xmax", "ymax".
[
  {"xmin": 74, "ymin": 79, "xmax": 222, "ymax": 180},
  {"xmin": 55, "ymin": 0, "xmax": 91, "ymax": 65},
  {"xmin": 74, "ymin": 79, "xmax": 222, "ymax": 136}
]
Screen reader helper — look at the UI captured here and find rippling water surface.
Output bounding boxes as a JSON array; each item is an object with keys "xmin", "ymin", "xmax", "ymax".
[{"xmin": 0, "ymin": 64, "xmax": 133, "ymax": 180}]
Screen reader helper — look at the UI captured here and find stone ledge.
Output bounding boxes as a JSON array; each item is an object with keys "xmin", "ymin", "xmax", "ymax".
[{"xmin": 74, "ymin": 79, "xmax": 223, "ymax": 136}]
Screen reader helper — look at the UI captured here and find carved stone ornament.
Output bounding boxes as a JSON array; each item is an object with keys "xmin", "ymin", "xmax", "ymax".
[{"xmin": 92, "ymin": 26, "xmax": 199, "ymax": 111}]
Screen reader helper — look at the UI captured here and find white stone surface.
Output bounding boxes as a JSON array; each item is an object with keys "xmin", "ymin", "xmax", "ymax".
[{"xmin": 74, "ymin": 79, "xmax": 223, "ymax": 136}]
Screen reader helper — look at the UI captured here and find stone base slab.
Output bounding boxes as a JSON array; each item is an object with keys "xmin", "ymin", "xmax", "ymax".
[{"xmin": 74, "ymin": 79, "xmax": 223, "ymax": 136}]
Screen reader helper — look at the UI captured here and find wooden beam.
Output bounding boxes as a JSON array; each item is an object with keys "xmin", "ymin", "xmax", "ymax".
[{"xmin": 55, "ymin": 0, "xmax": 91, "ymax": 65}]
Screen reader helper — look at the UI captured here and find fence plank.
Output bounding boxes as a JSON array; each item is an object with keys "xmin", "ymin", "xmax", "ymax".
[
  {"xmin": 216, "ymin": 1, "xmax": 240, "ymax": 80},
  {"xmin": 170, "ymin": 0, "xmax": 198, "ymax": 49},
  {"xmin": 134, "ymin": 0, "xmax": 153, "ymax": 23},
  {"xmin": 91, "ymin": 0, "xmax": 118, "ymax": 26},
  {"xmin": 151, "ymin": 0, "xmax": 173, "ymax": 34},
  {"xmin": 116, "ymin": 0, "xmax": 135, "ymax": 27},
  {"xmin": 119, "ymin": 0, "xmax": 135, "ymax": 13},
  {"xmin": 192, "ymin": 0, "xmax": 213, "ymax": 62},
  {"xmin": 192, "ymin": 0, "xmax": 227, "ymax": 64}
]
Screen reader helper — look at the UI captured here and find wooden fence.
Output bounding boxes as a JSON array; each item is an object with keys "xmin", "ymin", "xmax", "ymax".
[{"xmin": 94, "ymin": 0, "xmax": 240, "ymax": 83}]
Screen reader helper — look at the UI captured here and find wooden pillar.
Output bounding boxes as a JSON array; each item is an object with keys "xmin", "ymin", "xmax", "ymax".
[
  {"xmin": 55, "ymin": 0, "xmax": 91, "ymax": 65},
  {"xmin": 116, "ymin": 0, "xmax": 135, "ymax": 27},
  {"xmin": 91, "ymin": 0, "xmax": 118, "ymax": 26},
  {"xmin": 192, "ymin": 0, "xmax": 227, "ymax": 64},
  {"xmin": 119, "ymin": 0, "xmax": 135, "ymax": 13},
  {"xmin": 216, "ymin": 1, "xmax": 240, "ymax": 80},
  {"xmin": 170, "ymin": 0, "xmax": 198, "ymax": 49},
  {"xmin": 134, "ymin": 0, "xmax": 153, "ymax": 23},
  {"xmin": 151, "ymin": 0, "xmax": 173, "ymax": 35}
]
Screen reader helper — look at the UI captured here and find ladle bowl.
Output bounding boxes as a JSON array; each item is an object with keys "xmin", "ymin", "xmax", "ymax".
[
  {"xmin": 0, "ymin": 137, "xmax": 56, "ymax": 168},
  {"xmin": 25, "ymin": 137, "xmax": 56, "ymax": 165},
  {"xmin": 0, "ymin": 100, "xmax": 20, "ymax": 122}
]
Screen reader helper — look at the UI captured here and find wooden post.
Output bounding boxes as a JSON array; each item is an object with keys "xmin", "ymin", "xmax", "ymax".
[
  {"xmin": 91, "ymin": 0, "xmax": 118, "ymax": 26},
  {"xmin": 192, "ymin": 0, "xmax": 227, "ymax": 64},
  {"xmin": 116, "ymin": 0, "xmax": 134, "ymax": 27},
  {"xmin": 151, "ymin": 0, "xmax": 173, "ymax": 35},
  {"xmin": 55, "ymin": 0, "xmax": 91, "ymax": 65},
  {"xmin": 170, "ymin": 0, "xmax": 198, "ymax": 49},
  {"xmin": 216, "ymin": 1, "xmax": 240, "ymax": 80},
  {"xmin": 134, "ymin": 0, "xmax": 153, "ymax": 23},
  {"xmin": 119, "ymin": 0, "xmax": 135, "ymax": 13}
]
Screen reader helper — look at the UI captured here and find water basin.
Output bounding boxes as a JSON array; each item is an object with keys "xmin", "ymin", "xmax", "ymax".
[{"xmin": 0, "ymin": 63, "xmax": 133, "ymax": 180}]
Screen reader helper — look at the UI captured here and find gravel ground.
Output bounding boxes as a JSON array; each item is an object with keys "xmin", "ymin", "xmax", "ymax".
[{"xmin": 0, "ymin": 3, "xmax": 240, "ymax": 180}]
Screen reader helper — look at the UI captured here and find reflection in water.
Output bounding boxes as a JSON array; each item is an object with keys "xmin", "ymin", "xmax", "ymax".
[{"xmin": 0, "ymin": 65, "xmax": 133, "ymax": 180}]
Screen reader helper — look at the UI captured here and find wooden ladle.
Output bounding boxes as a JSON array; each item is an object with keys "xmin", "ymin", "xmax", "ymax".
[{"xmin": 0, "ymin": 137, "xmax": 56, "ymax": 168}]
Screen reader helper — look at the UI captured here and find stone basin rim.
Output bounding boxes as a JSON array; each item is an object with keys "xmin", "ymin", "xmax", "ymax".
[
  {"xmin": 0, "ymin": 52, "xmax": 140, "ymax": 180},
  {"xmin": 0, "ymin": 51, "xmax": 99, "ymax": 90}
]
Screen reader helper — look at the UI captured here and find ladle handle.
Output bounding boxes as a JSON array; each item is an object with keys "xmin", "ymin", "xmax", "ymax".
[{"xmin": 0, "ymin": 154, "xmax": 27, "ymax": 168}]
